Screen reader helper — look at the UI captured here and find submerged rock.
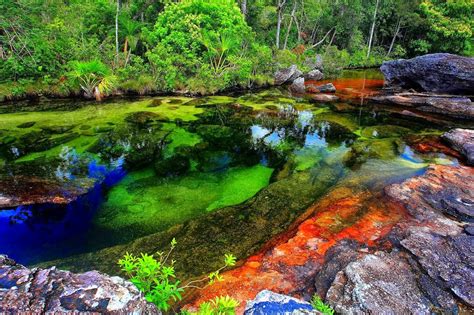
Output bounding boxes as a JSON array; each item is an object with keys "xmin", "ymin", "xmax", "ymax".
[
  {"xmin": 275, "ymin": 65, "xmax": 302, "ymax": 85},
  {"xmin": 0, "ymin": 255, "xmax": 159, "ymax": 313},
  {"xmin": 381, "ymin": 53, "xmax": 474, "ymax": 94},
  {"xmin": 306, "ymin": 83, "xmax": 336, "ymax": 94},
  {"xmin": 244, "ymin": 290, "xmax": 320, "ymax": 315},
  {"xmin": 442, "ymin": 128, "xmax": 474, "ymax": 165},
  {"xmin": 308, "ymin": 94, "xmax": 339, "ymax": 103}
]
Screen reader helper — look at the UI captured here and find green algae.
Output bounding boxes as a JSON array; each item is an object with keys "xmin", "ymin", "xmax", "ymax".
[{"xmin": 91, "ymin": 165, "xmax": 273, "ymax": 244}]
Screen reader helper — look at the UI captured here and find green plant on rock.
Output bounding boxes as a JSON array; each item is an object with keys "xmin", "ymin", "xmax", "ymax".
[
  {"xmin": 311, "ymin": 295, "xmax": 334, "ymax": 315},
  {"xmin": 69, "ymin": 60, "xmax": 117, "ymax": 100},
  {"xmin": 182, "ymin": 296, "xmax": 239, "ymax": 315},
  {"xmin": 118, "ymin": 238, "xmax": 237, "ymax": 311}
]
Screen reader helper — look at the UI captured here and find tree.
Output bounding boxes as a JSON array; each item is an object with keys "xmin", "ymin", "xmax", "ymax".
[{"xmin": 367, "ymin": 0, "xmax": 380, "ymax": 58}]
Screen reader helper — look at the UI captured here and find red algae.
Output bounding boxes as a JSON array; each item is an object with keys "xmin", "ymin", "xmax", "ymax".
[
  {"xmin": 306, "ymin": 77, "xmax": 384, "ymax": 101},
  {"xmin": 184, "ymin": 187, "xmax": 408, "ymax": 313}
]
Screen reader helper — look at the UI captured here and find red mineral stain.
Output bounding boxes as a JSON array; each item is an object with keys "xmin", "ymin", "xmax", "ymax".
[
  {"xmin": 184, "ymin": 187, "xmax": 408, "ymax": 314},
  {"xmin": 306, "ymin": 77, "xmax": 384, "ymax": 101}
]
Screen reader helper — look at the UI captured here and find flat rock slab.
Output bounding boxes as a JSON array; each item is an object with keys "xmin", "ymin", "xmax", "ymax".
[
  {"xmin": 0, "ymin": 175, "xmax": 96, "ymax": 209},
  {"xmin": 443, "ymin": 128, "xmax": 474, "ymax": 165},
  {"xmin": 368, "ymin": 93, "xmax": 474, "ymax": 120},
  {"xmin": 381, "ymin": 53, "xmax": 474, "ymax": 94},
  {"xmin": 0, "ymin": 255, "xmax": 159, "ymax": 313}
]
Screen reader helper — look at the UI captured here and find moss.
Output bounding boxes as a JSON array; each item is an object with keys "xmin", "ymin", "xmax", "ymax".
[
  {"xmin": 89, "ymin": 164, "xmax": 273, "ymax": 245},
  {"xmin": 360, "ymin": 125, "xmax": 411, "ymax": 139},
  {"xmin": 313, "ymin": 112, "xmax": 359, "ymax": 132}
]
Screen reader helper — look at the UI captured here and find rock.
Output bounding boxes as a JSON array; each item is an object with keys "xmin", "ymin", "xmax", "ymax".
[
  {"xmin": 244, "ymin": 290, "xmax": 320, "ymax": 315},
  {"xmin": 368, "ymin": 93, "xmax": 474, "ymax": 120},
  {"xmin": 125, "ymin": 111, "xmax": 162, "ymax": 125},
  {"xmin": 274, "ymin": 65, "xmax": 303, "ymax": 85},
  {"xmin": 326, "ymin": 251, "xmax": 453, "ymax": 314},
  {"xmin": 381, "ymin": 53, "xmax": 474, "ymax": 94},
  {"xmin": 385, "ymin": 165, "xmax": 474, "ymax": 227},
  {"xmin": 289, "ymin": 77, "xmax": 305, "ymax": 94},
  {"xmin": 308, "ymin": 94, "xmax": 339, "ymax": 103},
  {"xmin": 306, "ymin": 83, "xmax": 336, "ymax": 94},
  {"xmin": 314, "ymin": 240, "xmax": 367, "ymax": 298},
  {"xmin": 16, "ymin": 121, "xmax": 36, "ymax": 128},
  {"xmin": 401, "ymin": 231, "xmax": 474, "ymax": 306},
  {"xmin": 304, "ymin": 70, "xmax": 324, "ymax": 81},
  {"xmin": 0, "ymin": 255, "xmax": 159, "ymax": 314},
  {"xmin": 442, "ymin": 128, "xmax": 474, "ymax": 165},
  {"xmin": 0, "ymin": 175, "xmax": 96, "ymax": 209}
]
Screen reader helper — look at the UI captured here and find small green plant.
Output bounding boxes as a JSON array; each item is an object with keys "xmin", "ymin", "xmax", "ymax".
[
  {"xmin": 118, "ymin": 238, "xmax": 237, "ymax": 311},
  {"xmin": 182, "ymin": 296, "xmax": 240, "ymax": 315},
  {"xmin": 311, "ymin": 295, "xmax": 334, "ymax": 315}
]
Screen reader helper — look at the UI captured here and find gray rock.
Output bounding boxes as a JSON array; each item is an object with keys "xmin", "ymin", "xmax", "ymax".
[
  {"xmin": 0, "ymin": 255, "xmax": 159, "ymax": 314},
  {"xmin": 314, "ymin": 240, "xmax": 366, "ymax": 298},
  {"xmin": 304, "ymin": 70, "xmax": 324, "ymax": 81},
  {"xmin": 401, "ymin": 231, "xmax": 474, "ymax": 307},
  {"xmin": 326, "ymin": 251, "xmax": 445, "ymax": 314},
  {"xmin": 289, "ymin": 77, "xmax": 306, "ymax": 94},
  {"xmin": 275, "ymin": 65, "xmax": 303, "ymax": 85},
  {"xmin": 244, "ymin": 290, "xmax": 321, "ymax": 315},
  {"xmin": 443, "ymin": 128, "xmax": 474, "ymax": 165},
  {"xmin": 381, "ymin": 53, "xmax": 474, "ymax": 94}
]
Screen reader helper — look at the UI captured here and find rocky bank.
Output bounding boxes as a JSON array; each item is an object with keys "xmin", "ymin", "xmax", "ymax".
[{"xmin": 0, "ymin": 255, "xmax": 159, "ymax": 313}]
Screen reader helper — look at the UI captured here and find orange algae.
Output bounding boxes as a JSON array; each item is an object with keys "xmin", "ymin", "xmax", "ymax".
[{"xmin": 185, "ymin": 187, "xmax": 408, "ymax": 313}]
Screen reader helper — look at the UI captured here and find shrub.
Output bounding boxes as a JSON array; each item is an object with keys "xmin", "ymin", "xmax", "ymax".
[
  {"xmin": 68, "ymin": 60, "xmax": 116, "ymax": 100},
  {"xmin": 310, "ymin": 295, "xmax": 334, "ymax": 315},
  {"xmin": 182, "ymin": 296, "xmax": 239, "ymax": 315},
  {"xmin": 118, "ymin": 238, "xmax": 237, "ymax": 311}
]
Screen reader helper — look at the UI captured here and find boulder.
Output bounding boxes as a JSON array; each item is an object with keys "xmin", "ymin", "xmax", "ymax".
[
  {"xmin": 0, "ymin": 255, "xmax": 159, "ymax": 314},
  {"xmin": 244, "ymin": 290, "xmax": 320, "ymax": 315},
  {"xmin": 306, "ymin": 83, "xmax": 336, "ymax": 94},
  {"xmin": 304, "ymin": 70, "xmax": 324, "ymax": 81},
  {"xmin": 308, "ymin": 94, "xmax": 339, "ymax": 103},
  {"xmin": 289, "ymin": 77, "xmax": 305, "ymax": 94},
  {"xmin": 274, "ymin": 65, "xmax": 303, "ymax": 85},
  {"xmin": 442, "ymin": 128, "xmax": 474, "ymax": 165},
  {"xmin": 381, "ymin": 53, "xmax": 474, "ymax": 94}
]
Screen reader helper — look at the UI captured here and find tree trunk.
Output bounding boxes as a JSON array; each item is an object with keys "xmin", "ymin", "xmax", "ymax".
[
  {"xmin": 367, "ymin": 0, "xmax": 379, "ymax": 59},
  {"xmin": 283, "ymin": 2, "xmax": 297, "ymax": 50},
  {"xmin": 387, "ymin": 17, "xmax": 401, "ymax": 57},
  {"xmin": 276, "ymin": 0, "xmax": 286, "ymax": 49},
  {"xmin": 240, "ymin": 0, "xmax": 247, "ymax": 19},
  {"xmin": 115, "ymin": 0, "xmax": 120, "ymax": 63}
]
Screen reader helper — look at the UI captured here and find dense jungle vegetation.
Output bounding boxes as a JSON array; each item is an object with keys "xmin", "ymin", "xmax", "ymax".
[{"xmin": 0, "ymin": 0, "xmax": 473, "ymax": 98}]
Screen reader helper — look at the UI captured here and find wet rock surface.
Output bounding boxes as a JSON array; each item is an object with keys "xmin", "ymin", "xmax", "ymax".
[
  {"xmin": 304, "ymin": 69, "xmax": 324, "ymax": 81},
  {"xmin": 306, "ymin": 83, "xmax": 336, "ymax": 94},
  {"xmin": 0, "ymin": 175, "xmax": 95, "ymax": 208},
  {"xmin": 381, "ymin": 53, "xmax": 474, "ymax": 94},
  {"xmin": 443, "ymin": 128, "xmax": 474, "ymax": 165},
  {"xmin": 289, "ymin": 77, "xmax": 305, "ymax": 94},
  {"xmin": 368, "ymin": 93, "xmax": 474, "ymax": 120},
  {"xmin": 0, "ymin": 255, "xmax": 159, "ymax": 314}
]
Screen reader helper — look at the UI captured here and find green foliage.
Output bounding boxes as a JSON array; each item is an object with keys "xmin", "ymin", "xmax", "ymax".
[
  {"xmin": 311, "ymin": 295, "xmax": 335, "ymax": 315},
  {"xmin": 183, "ymin": 296, "xmax": 239, "ymax": 315},
  {"xmin": 418, "ymin": 0, "xmax": 474, "ymax": 55},
  {"xmin": 119, "ymin": 238, "xmax": 237, "ymax": 311},
  {"xmin": 69, "ymin": 60, "xmax": 117, "ymax": 99},
  {"xmin": 144, "ymin": 0, "xmax": 271, "ymax": 92}
]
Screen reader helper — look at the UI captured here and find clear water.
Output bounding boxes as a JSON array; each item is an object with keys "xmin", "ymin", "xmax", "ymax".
[{"xmin": 0, "ymin": 70, "xmax": 466, "ymax": 276}]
